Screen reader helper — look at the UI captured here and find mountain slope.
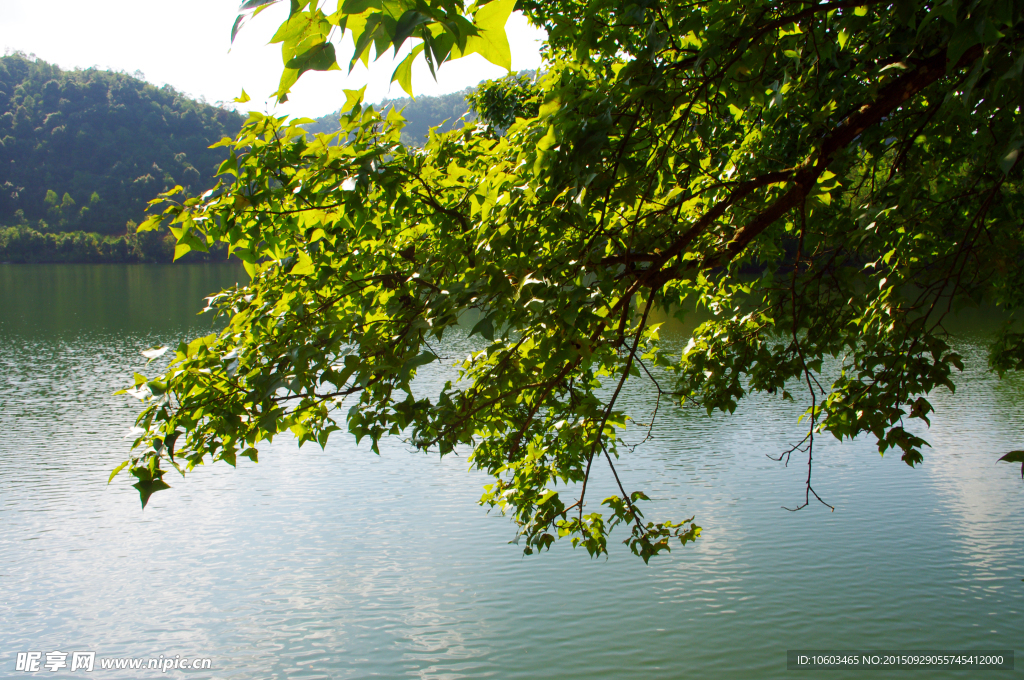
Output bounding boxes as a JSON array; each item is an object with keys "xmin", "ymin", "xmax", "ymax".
[
  {"xmin": 305, "ymin": 88, "xmax": 476, "ymax": 146},
  {"xmin": 0, "ymin": 53, "xmax": 243, "ymax": 235}
]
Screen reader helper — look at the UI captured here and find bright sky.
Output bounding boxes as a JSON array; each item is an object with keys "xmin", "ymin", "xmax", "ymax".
[{"xmin": 0, "ymin": 0, "xmax": 545, "ymax": 118}]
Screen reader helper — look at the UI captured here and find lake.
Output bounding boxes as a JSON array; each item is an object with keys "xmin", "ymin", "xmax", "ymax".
[{"xmin": 1, "ymin": 264, "xmax": 1021, "ymax": 678}]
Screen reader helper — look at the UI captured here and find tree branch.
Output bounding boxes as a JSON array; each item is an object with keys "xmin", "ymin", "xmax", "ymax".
[{"xmin": 706, "ymin": 43, "xmax": 985, "ymax": 269}]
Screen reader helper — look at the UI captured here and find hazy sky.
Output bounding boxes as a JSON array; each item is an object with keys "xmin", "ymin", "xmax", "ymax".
[{"xmin": 0, "ymin": 0, "xmax": 545, "ymax": 118}]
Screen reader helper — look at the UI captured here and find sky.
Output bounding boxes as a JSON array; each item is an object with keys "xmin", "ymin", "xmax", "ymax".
[{"xmin": 0, "ymin": 0, "xmax": 546, "ymax": 118}]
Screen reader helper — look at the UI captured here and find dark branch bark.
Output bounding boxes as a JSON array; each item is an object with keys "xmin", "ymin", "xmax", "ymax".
[{"xmin": 705, "ymin": 43, "xmax": 985, "ymax": 269}]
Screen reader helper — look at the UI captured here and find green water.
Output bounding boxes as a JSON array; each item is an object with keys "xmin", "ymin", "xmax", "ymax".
[{"xmin": 1, "ymin": 264, "xmax": 1022, "ymax": 678}]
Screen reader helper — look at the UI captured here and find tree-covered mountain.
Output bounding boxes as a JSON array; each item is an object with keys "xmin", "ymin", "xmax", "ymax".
[
  {"xmin": 0, "ymin": 53, "xmax": 244, "ymax": 235},
  {"xmin": 305, "ymin": 87, "xmax": 476, "ymax": 146},
  {"xmin": 305, "ymin": 71, "xmax": 540, "ymax": 144}
]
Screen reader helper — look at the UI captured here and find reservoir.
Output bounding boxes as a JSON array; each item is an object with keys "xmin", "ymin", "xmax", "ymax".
[{"xmin": 1, "ymin": 264, "xmax": 1021, "ymax": 678}]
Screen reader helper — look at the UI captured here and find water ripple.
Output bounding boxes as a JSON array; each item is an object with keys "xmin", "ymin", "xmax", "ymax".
[{"xmin": 1, "ymin": 265, "xmax": 1022, "ymax": 679}]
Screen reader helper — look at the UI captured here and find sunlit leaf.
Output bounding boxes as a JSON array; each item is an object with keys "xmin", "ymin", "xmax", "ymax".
[
  {"xmin": 141, "ymin": 346, "xmax": 169, "ymax": 360},
  {"xmin": 452, "ymin": 0, "xmax": 515, "ymax": 70}
]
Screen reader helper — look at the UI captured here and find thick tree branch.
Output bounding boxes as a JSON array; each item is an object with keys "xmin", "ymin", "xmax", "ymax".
[{"xmin": 705, "ymin": 43, "xmax": 985, "ymax": 269}]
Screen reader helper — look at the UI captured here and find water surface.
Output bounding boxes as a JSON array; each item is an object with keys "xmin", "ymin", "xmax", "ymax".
[{"xmin": 1, "ymin": 264, "xmax": 1022, "ymax": 678}]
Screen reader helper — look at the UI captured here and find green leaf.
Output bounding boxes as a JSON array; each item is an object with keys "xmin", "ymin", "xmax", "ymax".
[
  {"xmin": 947, "ymin": 21, "xmax": 980, "ymax": 68},
  {"xmin": 231, "ymin": 14, "xmax": 248, "ymax": 44},
  {"xmin": 391, "ymin": 44, "xmax": 425, "ymax": 97},
  {"xmin": 538, "ymin": 489, "xmax": 557, "ymax": 504},
  {"xmin": 217, "ymin": 151, "xmax": 238, "ymax": 176},
  {"xmin": 452, "ymin": 0, "xmax": 515, "ymax": 70},
  {"xmin": 469, "ymin": 316, "xmax": 495, "ymax": 341},
  {"xmin": 132, "ymin": 478, "xmax": 171, "ymax": 509},
  {"xmin": 232, "ymin": 0, "xmax": 281, "ymax": 43},
  {"xmin": 276, "ymin": 41, "xmax": 339, "ymax": 101},
  {"xmin": 392, "ymin": 11, "xmax": 432, "ymax": 53},
  {"xmin": 146, "ymin": 380, "xmax": 168, "ymax": 396},
  {"xmin": 285, "ymin": 41, "xmax": 339, "ymax": 73},
  {"xmin": 538, "ymin": 93, "xmax": 561, "ymax": 118},
  {"xmin": 271, "ymin": 10, "xmax": 322, "ymax": 44},
  {"xmin": 998, "ymin": 451, "xmax": 1024, "ymax": 479},
  {"xmin": 399, "ymin": 351, "xmax": 435, "ymax": 383},
  {"xmin": 108, "ymin": 460, "xmax": 130, "ymax": 484},
  {"xmin": 240, "ymin": 0, "xmax": 279, "ymax": 9},
  {"xmin": 341, "ymin": 86, "xmax": 367, "ymax": 113},
  {"xmin": 170, "ymin": 226, "xmax": 209, "ymax": 260},
  {"xmin": 894, "ymin": 0, "xmax": 916, "ymax": 26},
  {"xmin": 340, "ymin": 0, "xmax": 380, "ymax": 14}
]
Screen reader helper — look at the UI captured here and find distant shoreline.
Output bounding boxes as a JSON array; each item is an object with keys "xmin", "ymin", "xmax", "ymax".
[
  {"xmin": 1, "ymin": 261, "xmax": 238, "ymax": 265},
  {"xmin": 0, "ymin": 225, "xmax": 230, "ymax": 265}
]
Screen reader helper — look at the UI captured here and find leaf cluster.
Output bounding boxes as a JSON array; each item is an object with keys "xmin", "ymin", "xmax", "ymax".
[{"xmin": 117, "ymin": 0, "xmax": 1024, "ymax": 556}]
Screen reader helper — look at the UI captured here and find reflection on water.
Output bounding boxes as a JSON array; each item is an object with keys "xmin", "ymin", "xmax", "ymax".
[{"xmin": 1, "ymin": 264, "xmax": 1022, "ymax": 679}]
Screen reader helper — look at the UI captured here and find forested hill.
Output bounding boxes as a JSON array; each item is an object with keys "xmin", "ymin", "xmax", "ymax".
[
  {"xmin": 305, "ymin": 88, "xmax": 476, "ymax": 146},
  {"xmin": 0, "ymin": 53, "xmax": 244, "ymax": 235}
]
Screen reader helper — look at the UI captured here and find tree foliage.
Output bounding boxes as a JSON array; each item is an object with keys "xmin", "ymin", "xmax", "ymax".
[
  {"xmin": 465, "ymin": 70, "xmax": 540, "ymax": 133},
  {"xmin": 304, "ymin": 70, "xmax": 539, "ymax": 145},
  {"xmin": 120, "ymin": 0, "xmax": 1024, "ymax": 560},
  {"xmin": 0, "ymin": 53, "xmax": 243, "ymax": 235}
]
